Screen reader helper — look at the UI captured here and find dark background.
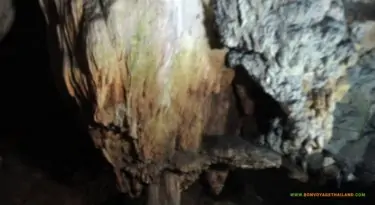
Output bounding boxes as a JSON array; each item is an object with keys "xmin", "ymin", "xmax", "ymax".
[{"xmin": 0, "ymin": 0, "xmax": 107, "ymax": 187}]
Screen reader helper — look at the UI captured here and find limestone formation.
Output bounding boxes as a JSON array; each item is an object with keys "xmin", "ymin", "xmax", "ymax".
[
  {"xmin": 213, "ymin": 0, "xmax": 375, "ymax": 184},
  {"xmin": 36, "ymin": 0, "xmax": 375, "ymax": 202},
  {"xmin": 213, "ymin": 0, "xmax": 359, "ymax": 162},
  {"xmin": 325, "ymin": 0, "xmax": 375, "ymax": 183},
  {"xmin": 39, "ymin": 0, "xmax": 282, "ymax": 204}
]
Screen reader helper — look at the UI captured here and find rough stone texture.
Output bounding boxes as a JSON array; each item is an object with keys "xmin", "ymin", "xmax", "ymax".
[
  {"xmin": 213, "ymin": 0, "xmax": 359, "ymax": 158},
  {"xmin": 213, "ymin": 0, "xmax": 375, "ymax": 183},
  {"xmin": 39, "ymin": 0, "xmax": 284, "ymax": 201},
  {"xmin": 324, "ymin": 0, "xmax": 375, "ymax": 181},
  {"xmin": 355, "ymin": 128, "xmax": 375, "ymax": 184},
  {"xmin": 0, "ymin": 0, "xmax": 15, "ymax": 42}
]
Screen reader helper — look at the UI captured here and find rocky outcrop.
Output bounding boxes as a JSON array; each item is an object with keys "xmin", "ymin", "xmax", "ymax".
[
  {"xmin": 36, "ymin": 0, "xmax": 375, "ymax": 202},
  {"xmin": 39, "ymin": 0, "xmax": 283, "ymax": 204},
  {"xmin": 213, "ymin": 0, "xmax": 359, "ymax": 158},
  {"xmin": 213, "ymin": 0, "xmax": 375, "ymax": 184},
  {"xmin": 327, "ymin": 0, "xmax": 375, "ymax": 183}
]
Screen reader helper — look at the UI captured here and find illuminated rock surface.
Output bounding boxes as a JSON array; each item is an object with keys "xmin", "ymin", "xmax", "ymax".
[{"xmin": 214, "ymin": 0, "xmax": 375, "ymax": 182}]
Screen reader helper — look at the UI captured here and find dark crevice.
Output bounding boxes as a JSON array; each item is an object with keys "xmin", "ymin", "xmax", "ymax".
[
  {"xmin": 202, "ymin": 0, "xmax": 224, "ymax": 49},
  {"xmin": 231, "ymin": 65, "xmax": 287, "ymax": 137},
  {"xmin": 0, "ymin": 0, "xmax": 120, "ymax": 204}
]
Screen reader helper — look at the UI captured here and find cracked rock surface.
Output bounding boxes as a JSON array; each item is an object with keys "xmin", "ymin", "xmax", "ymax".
[
  {"xmin": 327, "ymin": 0, "xmax": 375, "ymax": 181},
  {"xmin": 213, "ymin": 0, "xmax": 359, "ymax": 157},
  {"xmin": 214, "ymin": 0, "xmax": 375, "ymax": 182},
  {"xmin": 213, "ymin": 0, "xmax": 375, "ymax": 183}
]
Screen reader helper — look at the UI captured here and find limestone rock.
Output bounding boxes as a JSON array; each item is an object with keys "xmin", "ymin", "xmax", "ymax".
[
  {"xmin": 325, "ymin": 0, "xmax": 375, "ymax": 181},
  {"xmin": 213, "ymin": 0, "xmax": 359, "ymax": 158},
  {"xmin": 213, "ymin": 0, "xmax": 375, "ymax": 183}
]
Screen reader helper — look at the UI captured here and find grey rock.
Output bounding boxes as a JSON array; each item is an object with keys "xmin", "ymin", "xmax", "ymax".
[
  {"xmin": 349, "ymin": 21, "xmax": 375, "ymax": 54},
  {"xmin": 213, "ymin": 0, "xmax": 359, "ymax": 158},
  {"xmin": 324, "ymin": 0, "xmax": 375, "ymax": 180},
  {"xmin": 354, "ymin": 134, "xmax": 375, "ymax": 183},
  {"xmin": 323, "ymin": 157, "xmax": 336, "ymax": 167},
  {"xmin": 214, "ymin": 0, "xmax": 375, "ymax": 183},
  {"xmin": 306, "ymin": 152, "xmax": 325, "ymax": 171}
]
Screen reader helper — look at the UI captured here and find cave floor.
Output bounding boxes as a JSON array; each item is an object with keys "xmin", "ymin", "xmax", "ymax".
[{"xmin": 1, "ymin": 132, "xmax": 374, "ymax": 205}]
